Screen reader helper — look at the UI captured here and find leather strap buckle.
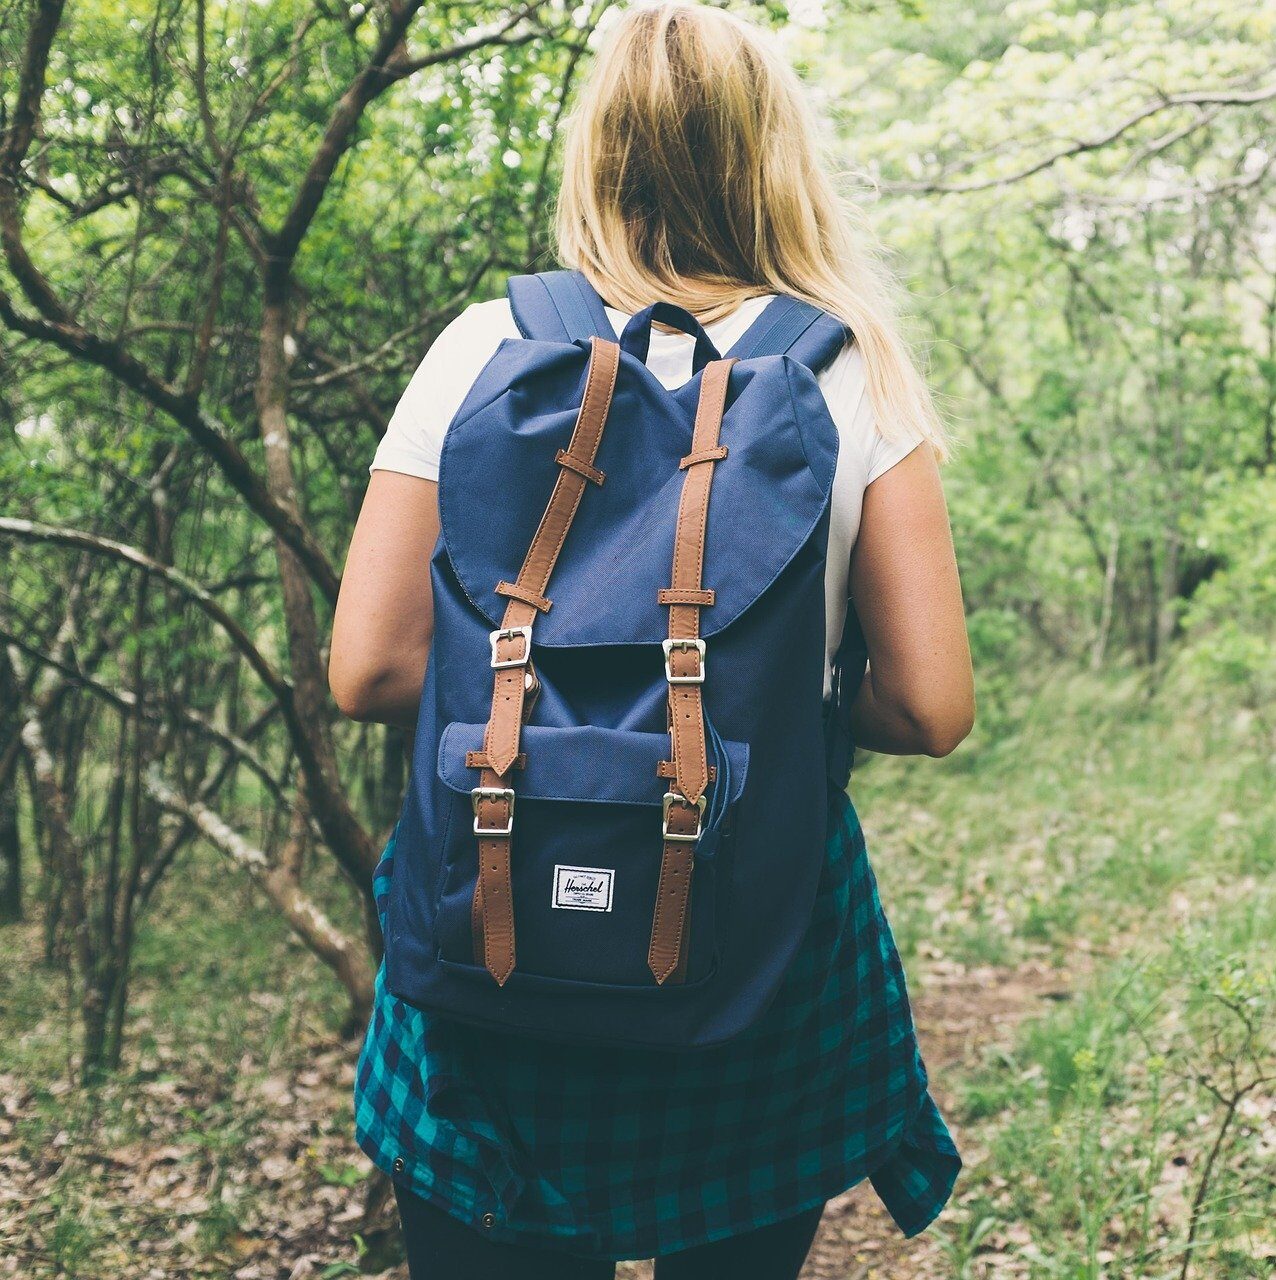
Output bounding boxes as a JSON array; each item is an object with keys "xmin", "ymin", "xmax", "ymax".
[
  {"xmin": 662, "ymin": 637, "xmax": 706, "ymax": 685},
  {"xmin": 661, "ymin": 791, "xmax": 706, "ymax": 842},
  {"xmin": 472, "ymin": 786, "xmax": 515, "ymax": 836},
  {"xmin": 489, "ymin": 625, "xmax": 532, "ymax": 669}
]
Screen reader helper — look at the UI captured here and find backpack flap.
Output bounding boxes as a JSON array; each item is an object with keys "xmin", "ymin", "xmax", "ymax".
[{"xmin": 437, "ymin": 345, "xmax": 838, "ymax": 647}]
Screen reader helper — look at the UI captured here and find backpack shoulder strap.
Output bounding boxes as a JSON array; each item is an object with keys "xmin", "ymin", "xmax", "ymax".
[
  {"xmin": 507, "ymin": 270, "xmax": 618, "ymax": 343},
  {"xmin": 724, "ymin": 295, "xmax": 850, "ymax": 374},
  {"xmin": 472, "ymin": 336, "xmax": 622, "ymax": 985}
]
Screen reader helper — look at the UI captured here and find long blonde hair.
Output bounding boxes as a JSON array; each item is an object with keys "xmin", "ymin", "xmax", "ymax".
[{"xmin": 555, "ymin": 2, "xmax": 948, "ymax": 455}]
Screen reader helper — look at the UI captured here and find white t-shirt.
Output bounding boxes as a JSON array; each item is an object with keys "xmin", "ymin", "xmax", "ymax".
[{"xmin": 372, "ymin": 295, "xmax": 922, "ymax": 691}]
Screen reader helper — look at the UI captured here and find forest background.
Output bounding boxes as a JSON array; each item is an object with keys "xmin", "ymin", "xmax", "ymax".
[{"xmin": 1, "ymin": 1, "xmax": 1273, "ymax": 1276}]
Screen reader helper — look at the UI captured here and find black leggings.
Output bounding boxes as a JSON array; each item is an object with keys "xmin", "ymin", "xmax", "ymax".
[{"xmin": 394, "ymin": 1184, "xmax": 823, "ymax": 1280}]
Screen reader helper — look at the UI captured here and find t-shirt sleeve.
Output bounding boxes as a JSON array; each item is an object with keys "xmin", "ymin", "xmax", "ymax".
[
  {"xmin": 370, "ymin": 299, "xmax": 515, "ymax": 480},
  {"xmin": 819, "ymin": 340, "xmax": 925, "ymax": 488},
  {"xmin": 865, "ymin": 412, "xmax": 924, "ymax": 484}
]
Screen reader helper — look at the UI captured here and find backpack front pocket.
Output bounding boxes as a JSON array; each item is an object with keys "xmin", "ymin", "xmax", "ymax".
[{"xmin": 433, "ymin": 722, "xmax": 749, "ymax": 989}]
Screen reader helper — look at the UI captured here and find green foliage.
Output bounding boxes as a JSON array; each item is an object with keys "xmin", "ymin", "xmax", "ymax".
[
  {"xmin": 858, "ymin": 668, "xmax": 1275, "ymax": 1278},
  {"xmin": 1179, "ymin": 473, "xmax": 1276, "ymax": 715},
  {"xmin": 814, "ymin": 0, "xmax": 1276, "ymax": 667},
  {"xmin": 946, "ymin": 897, "xmax": 1276, "ymax": 1278}
]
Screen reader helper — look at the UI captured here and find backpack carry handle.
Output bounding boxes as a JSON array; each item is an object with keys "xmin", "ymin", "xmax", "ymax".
[{"xmin": 620, "ymin": 302, "xmax": 721, "ymax": 374}]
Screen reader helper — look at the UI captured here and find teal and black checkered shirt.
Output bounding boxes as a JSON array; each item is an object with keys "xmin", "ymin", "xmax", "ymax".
[{"xmin": 354, "ymin": 788, "xmax": 959, "ymax": 1260}]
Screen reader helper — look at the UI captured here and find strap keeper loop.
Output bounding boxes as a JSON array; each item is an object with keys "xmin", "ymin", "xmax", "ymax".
[
  {"xmin": 467, "ymin": 750, "xmax": 526, "ymax": 771},
  {"xmin": 678, "ymin": 445, "xmax": 728, "ymax": 470},
  {"xmin": 658, "ymin": 587, "xmax": 715, "ymax": 607},
  {"xmin": 495, "ymin": 581, "xmax": 552, "ymax": 613},
  {"xmin": 555, "ymin": 449, "xmax": 606, "ymax": 485},
  {"xmin": 657, "ymin": 760, "xmax": 716, "ymax": 781}
]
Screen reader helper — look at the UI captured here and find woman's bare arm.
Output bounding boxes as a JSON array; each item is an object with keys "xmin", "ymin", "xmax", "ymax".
[
  {"xmin": 329, "ymin": 471, "xmax": 440, "ymax": 728},
  {"xmin": 848, "ymin": 445, "xmax": 975, "ymax": 757}
]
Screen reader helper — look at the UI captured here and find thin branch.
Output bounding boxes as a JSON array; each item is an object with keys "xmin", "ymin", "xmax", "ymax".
[
  {"xmin": 0, "ymin": 623, "xmax": 287, "ymax": 805},
  {"xmin": 0, "ymin": 1, "xmax": 333, "ymax": 597},
  {"xmin": 267, "ymin": 0, "xmax": 429, "ymax": 268},
  {"xmin": 0, "ymin": 517, "xmax": 291, "ymax": 705},
  {"xmin": 292, "ymin": 254, "xmax": 496, "ymax": 389},
  {"xmin": 887, "ymin": 78, "xmax": 1276, "ymax": 195},
  {"xmin": 270, "ymin": 2, "xmax": 551, "ymax": 269},
  {"xmin": 388, "ymin": 1, "xmax": 549, "ymax": 78},
  {"xmin": 0, "ymin": 515, "xmax": 376, "ymax": 882},
  {"xmin": 0, "ymin": 291, "xmax": 341, "ymax": 602}
]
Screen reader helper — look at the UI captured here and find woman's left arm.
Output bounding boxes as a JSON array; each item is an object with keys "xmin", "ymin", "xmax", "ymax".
[
  {"xmin": 329, "ymin": 471, "xmax": 440, "ymax": 727},
  {"xmin": 846, "ymin": 445, "xmax": 975, "ymax": 756}
]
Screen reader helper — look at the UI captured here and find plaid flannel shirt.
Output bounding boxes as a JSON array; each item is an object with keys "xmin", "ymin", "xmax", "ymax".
[{"xmin": 354, "ymin": 789, "xmax": 959, "ymax": 1260}]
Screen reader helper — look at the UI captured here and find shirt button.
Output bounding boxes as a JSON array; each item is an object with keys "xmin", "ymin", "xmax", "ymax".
[
  {"xmin": 392, "ymin": 1157, "xmax": 405, "ymax": 1174},
  {"xmin": 480, "ymin": 1212, "xmax": 496, "ymax": 1230}
]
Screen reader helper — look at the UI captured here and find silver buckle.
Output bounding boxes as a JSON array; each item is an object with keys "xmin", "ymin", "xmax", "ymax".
[
  {"xmin": 471, "ymin": 786, "xmax": 515, "ymax": 836},
  {"xmin": 490, "ymin": 625, "xmax": 532, "ymax": 670},
  {"xmin": 661, "ymin": 791, "xmax": 706, "ymax": 843},
  {"xmin": 662, "ymin": 637, "xmax": 706, "ymax": 685}
]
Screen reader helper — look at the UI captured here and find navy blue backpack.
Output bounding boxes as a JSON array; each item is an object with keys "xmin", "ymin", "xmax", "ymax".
[{"xmin": 384, "ymin": 270, "xmax": 865, "ymax": 1049}]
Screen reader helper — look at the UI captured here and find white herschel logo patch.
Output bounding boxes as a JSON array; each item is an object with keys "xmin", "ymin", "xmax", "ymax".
[{"xmin": 553, "ymin": 865, "xmax": 614, "ymax": 912}]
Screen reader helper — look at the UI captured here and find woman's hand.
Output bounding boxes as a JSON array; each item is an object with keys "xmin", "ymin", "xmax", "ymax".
[
  {"xmin": 848, "ymin": 445, "xmax": 975, "ymax": 757},
  {"xmin": 329, "ymin": 471, "xmax": 440, "ymax": 728}
]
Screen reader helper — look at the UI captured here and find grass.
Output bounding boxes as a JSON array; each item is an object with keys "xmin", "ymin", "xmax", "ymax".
[
  {"xmin": 852, "ymin": 665, "xmax": 1275, "ymax": 1278},
  {"xmin": 856, "ymin": 667, "xmax": 1274, "ymax": 970},
  {"xmin": 2, "ymin": 664, "xmax": 1273, "ymax": 1277}
]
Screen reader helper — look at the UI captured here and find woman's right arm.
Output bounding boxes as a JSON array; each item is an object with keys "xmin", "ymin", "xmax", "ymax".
[
  {"xmin": 329, "ymin": 471, "xmax": 439, "ymax": 728},
  {"xmin": 847, "ymin": 445, "xmax": 975, "ymax": 757}
]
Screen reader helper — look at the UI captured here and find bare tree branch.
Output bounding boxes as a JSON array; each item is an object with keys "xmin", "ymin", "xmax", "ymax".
[
  {"xmin": 292, "ymin": 254, "xmax": 496, "ymax": 390},
  {"xmin": 0, "ymin": 514, "xmax": 378, "ymax": 883},
  {"xmin": 0, "ymin": 516, "xmax": 292, "ymax": 704},
  {"xmin": 0, "ymin": 292, "xmax": 343, "ymax": 602},
  {"xmin": 0, "ymin": 0, "xmax": 337, "ymax": 598}
]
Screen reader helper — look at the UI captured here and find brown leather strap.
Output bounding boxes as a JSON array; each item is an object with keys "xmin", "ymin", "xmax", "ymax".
[
  {"xmin": 473, "ymin": 336, "xmax": 621, "ymax": 985},
  {"xmin": 664, "ymin": 359, "xmax": 734, "ymax": 807},
  {"xmin": 649, "ymin": 803, "xmax": 699, "ymax": 985},
  {"xmin": 648, "ymin": 358, "xmax": 736, "ymax": 985}
]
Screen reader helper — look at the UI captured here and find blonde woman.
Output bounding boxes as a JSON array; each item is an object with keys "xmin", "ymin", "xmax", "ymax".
[{"xmin": 331, "ymin": 4, "xmax": 973, "ymax": 1277}]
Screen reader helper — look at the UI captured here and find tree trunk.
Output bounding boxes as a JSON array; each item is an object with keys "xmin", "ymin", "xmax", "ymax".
[
  {"xmin": 255, "ymin": 272, "xmax": 378, "ymax": 894},
  {"xmin": 0, "ymin": 764, "xmax": 19, "ymax": 923}
]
